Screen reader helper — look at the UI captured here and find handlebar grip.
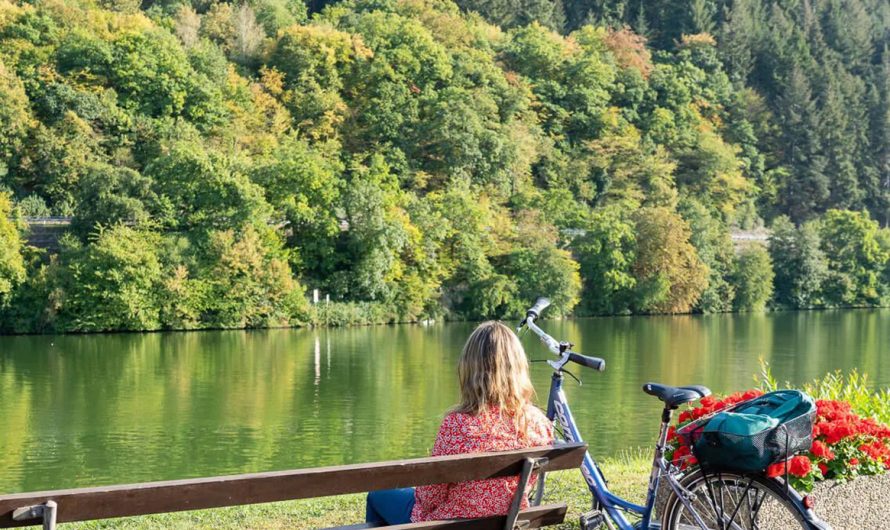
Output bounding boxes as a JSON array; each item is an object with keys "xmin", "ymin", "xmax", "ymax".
[
  {"xmin": 568, "ymin": 352, "xmax": 606, "ymax": 372},
  {"xmin": 527, "ymin": 297, "xmax": 551, "ymax": 318}
]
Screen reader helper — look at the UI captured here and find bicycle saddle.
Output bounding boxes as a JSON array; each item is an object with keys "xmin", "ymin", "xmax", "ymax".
[{"xmin": 642, "ymin": 382, "xmax": 711, "ymax": 409}]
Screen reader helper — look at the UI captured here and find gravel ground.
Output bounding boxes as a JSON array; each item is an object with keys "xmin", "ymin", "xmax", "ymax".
[{"xmin": 811, "ymin": 472, "xmax": 890, "ymax": 530}]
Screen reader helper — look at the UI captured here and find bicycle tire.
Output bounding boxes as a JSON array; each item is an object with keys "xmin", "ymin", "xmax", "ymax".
[{"xmin": 661, "ymin": 469, "xmax": 816, "ymax": 530}]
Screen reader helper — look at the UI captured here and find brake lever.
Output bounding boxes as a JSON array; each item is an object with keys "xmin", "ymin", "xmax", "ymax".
[{"xmin": 563, "ymin": 368, "xmax": 582, "ymax": 386}]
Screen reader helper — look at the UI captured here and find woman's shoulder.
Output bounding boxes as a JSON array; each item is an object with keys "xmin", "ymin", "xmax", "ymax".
[
  {"xmin": 525, "ymin": 405, "xmax": 553, "ymax": 442},
  {"xmin": 439, "ymin": 410, "xmax": 479, "ymax": 431},
  {"xmin": 526, "ymin": 405, "xmax": 549, "ymax": 423}
]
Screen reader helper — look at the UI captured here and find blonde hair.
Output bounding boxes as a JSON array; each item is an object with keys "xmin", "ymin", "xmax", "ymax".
[{"xmin": 454, "ymin": 321, "xmax": 537, "ymax": 441}]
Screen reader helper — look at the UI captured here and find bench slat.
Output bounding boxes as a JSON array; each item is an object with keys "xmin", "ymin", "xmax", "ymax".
[{"xmin": 0, "ymin": 444, "xmax": 586, "ymax": 527}]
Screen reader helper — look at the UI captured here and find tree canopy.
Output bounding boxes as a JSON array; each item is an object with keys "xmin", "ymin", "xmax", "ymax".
[{"xmin": 0, "ymin": 0, "xmax": 888, "ymax": 332}]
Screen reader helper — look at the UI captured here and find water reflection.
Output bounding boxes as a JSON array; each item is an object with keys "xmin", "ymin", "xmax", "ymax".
[{"xmin": 0, "ymin": 310, "xmax": 887, "ymax": 493}]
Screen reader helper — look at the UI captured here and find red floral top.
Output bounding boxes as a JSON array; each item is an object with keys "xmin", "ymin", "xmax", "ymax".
[{"xmin": 411, "ymin": 406, "xmax": 553, "ymax": 522}]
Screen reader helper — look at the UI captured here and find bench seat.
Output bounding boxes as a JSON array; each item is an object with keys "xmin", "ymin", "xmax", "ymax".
[{"xmin": 0, "ymin": 443, "xmax": 587, "ymax": 529}]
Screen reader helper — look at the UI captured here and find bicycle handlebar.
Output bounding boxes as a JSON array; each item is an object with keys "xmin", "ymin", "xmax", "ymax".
[
  {"xmin": 526, "ymin": 297, "xmax": 551, "ymax": 319},
  {"xmin": 567, "ymin": 351, "xmax": 606, "ymax": 372},
  {"xmin": 521, "ymin": 302, "xmax": 606, "ymax": 373}
]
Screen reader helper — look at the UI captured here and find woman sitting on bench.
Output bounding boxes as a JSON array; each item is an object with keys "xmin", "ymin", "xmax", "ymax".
[{"xmin": 366, "ymin": 321, "xmax": 553, "ymax": 525}]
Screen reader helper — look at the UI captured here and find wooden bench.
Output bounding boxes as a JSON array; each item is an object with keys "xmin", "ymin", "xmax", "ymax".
[{"xmin": 0, "ymin": 443, "xmax": 587, "ymax": 530}]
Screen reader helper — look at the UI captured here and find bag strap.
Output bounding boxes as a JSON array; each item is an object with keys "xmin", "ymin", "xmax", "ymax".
[
  {"xmin": 767, "ymin": 393, "xmax": 801, "ymax": 419},
  {"xmin": 741, "ymin": 391, "xmax": 802, "ymax": 420}
]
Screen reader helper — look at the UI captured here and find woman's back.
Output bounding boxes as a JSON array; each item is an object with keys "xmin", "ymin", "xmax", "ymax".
[
  {"xmin": 411, "ymin": 406, "xmax": 553, "ymax": 521},
  {"xmin": 364, "ymin": 321, "xmax": 551, "ymax": 525}
]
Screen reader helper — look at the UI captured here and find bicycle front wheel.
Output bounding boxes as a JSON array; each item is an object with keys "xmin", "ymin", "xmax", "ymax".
[{"xmin": 661, "ymin": 469, "xmax": 813, "ymax": 530}]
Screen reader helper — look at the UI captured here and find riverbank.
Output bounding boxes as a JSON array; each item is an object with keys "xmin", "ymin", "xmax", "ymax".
[
  {"xmin": 4, "ymin": 304, "xmax": 890, "ymax": 337},
  {"xmin": 57, "ymin": 455, "xmax": 649, "ymax": 529}
]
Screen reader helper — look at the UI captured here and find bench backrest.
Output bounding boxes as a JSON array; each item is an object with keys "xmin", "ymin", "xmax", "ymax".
[{"xmin": 0, "ymin": 443, "xmax": 587, "ymax": 527}]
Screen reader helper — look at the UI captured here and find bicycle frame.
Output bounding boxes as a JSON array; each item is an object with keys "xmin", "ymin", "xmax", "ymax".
[
  {"xmin": 522, "ymin": 301, "xmax": 828, "ymax": 530},
  {"xmin": 545, "ymin": 370, "xmax": 645, "ymax": 528},
  {"xmin": 544, "ymin": 371, "xmax": 714, "ymax": 530}
]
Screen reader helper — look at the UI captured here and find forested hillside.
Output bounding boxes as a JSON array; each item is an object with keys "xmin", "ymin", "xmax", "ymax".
[
  {"xmin": 454, "ymin": 0, "xmax": 890, "ymax": 224},
  {"xmin": 0, "ymin": 0, "xmax": 888, "ymax": 333}
]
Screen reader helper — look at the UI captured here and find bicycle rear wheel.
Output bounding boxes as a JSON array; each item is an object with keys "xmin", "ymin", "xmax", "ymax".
[{"xmin": 661, "ymin": 470, "xmax": 812, "ymax": 530}]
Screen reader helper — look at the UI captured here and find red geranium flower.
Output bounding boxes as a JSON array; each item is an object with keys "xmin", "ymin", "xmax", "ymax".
[
  {"xmin": 789, "ymin": 456, "xmax": 812, "ymax": 477},
  {"xmin": 810, "ymin": 440, "xmax": 835, "ymax": 461},
  {"xmin": 766, "ymin": 461, "xmax": 786, "ymax": 478}
]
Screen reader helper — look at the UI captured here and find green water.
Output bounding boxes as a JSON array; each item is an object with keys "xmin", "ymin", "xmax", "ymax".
[{"xmin": 1, "ymin": 310, "xmax": 888, "ymax": 494}]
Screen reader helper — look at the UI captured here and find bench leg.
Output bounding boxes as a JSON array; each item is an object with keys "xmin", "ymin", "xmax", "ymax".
[
  {"xmin": 504, "ymin": 457, "xmax": 548, "ymax": 530},
  {"xmin": 12, "ymin": 500, "xmax": 57, "ymax": 530}
]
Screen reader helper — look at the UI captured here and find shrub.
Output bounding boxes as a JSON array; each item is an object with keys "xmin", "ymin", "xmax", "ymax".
[
  {"xmin": 16, "ymin": 194, "xmax": 51, "ymax": 217},
  {"xmin": 310, "ymin": 301, "xmax": 398, "ymax": 326}
]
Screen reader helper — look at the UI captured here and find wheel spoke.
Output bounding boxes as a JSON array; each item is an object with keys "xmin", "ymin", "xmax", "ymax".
[{"xmin": 725, "ymin": 478, "xmax": 755, "ymax": 529}]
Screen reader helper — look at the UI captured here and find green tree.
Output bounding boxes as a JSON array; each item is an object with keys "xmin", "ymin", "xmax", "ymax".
[
  {"xmin": 732, "ymin": 245, "xmax": 774, "ymax": 311},
  {"xmin": 422, "ymin": 183, "xmax": 505, "ymax": 318},
  {"xmin": 409, "ymin": 87, "xmax": 517, "ymax": 192},
  {"xmin": 0, "ymin": 193, "xmax": 26, "ymax": 307},
  {"xmin": 720, "ymin": 0, "xmax": 759, "ymax": 84},
  {"xmin": 455, "ymin": 0, "xmax": 566, "ymax": 32},
  {"xmin": 563, "ymin": 0, "xmax": 628, "ymax": 30},
  {"xmin": 681, "ymin": 198, "xmax": 735, "ymax": 313},
  {"xmin": 0, "ymin": 61, "xmax": 33, "ymax": 181},
  {"xmin": 769, "ymin": 216, "xmax": 828, "ymax": 308},
  {"xmin": 267, "ymin": 24, "xmax": 367, "ymax": 140},
  {"xmin": 572, "ymin": 205, "xmax": 636, "ymax": 315},
  {"xmin": 876, "ymin": 227, "xmax": 890, "ymax": 303},
  {"xmin": 253, "ymin": 0, "xmax": 309, "ymax": 35},
  {"xmin": 18, "ymin": 114, "xmax": 101, "ymax": 211},
  {"xmin": 327, "ymin": 155, "xmax": 412, "ymax": 304},
  {"xmin": 631, "ymin": 207, "xmax": 709, "ymax": 313},
  {"xmin": 71, "ymin": 165, "xmax": 161, "ymax": 235},
  {"xmin": 53, "ymin": 226, "xmax": 165, "ymax": 332},
  {"xmin": 145, "ymin": 142, "xmax": 271, "ymax": 231},
  {"xmin": 775, "ymin": 66, "xmax": 829, "ymax": 222},
  {"xmin": 108, "ymin": 30, "xmax": 225, "ymax": 125},
  {"xmin": 198, "ymin": 226, "xmax": 307, "ymax": 328},
  {"xmin": 501, "ymin": 209, "xmax": 581, "ymax": 317},
  {"xmin": 251, "ymin": 138, "xmax": 343, "ymax": 273},
  {"xmin": 819, "ymin": 209, "xmax": 889, "ymax": 306}
]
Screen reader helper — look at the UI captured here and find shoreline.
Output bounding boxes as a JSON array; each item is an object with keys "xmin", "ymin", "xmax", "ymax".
[{"xmin": 1, "ymin": 306, "xmax": 888, "ymax": 338}]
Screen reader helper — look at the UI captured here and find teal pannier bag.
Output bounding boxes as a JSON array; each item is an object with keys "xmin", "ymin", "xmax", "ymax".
[{"xmin": 690, "ymin": 390, "xmax": 817, "ymax": 473}]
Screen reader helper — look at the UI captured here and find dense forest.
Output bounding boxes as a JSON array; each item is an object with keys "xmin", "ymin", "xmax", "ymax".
[{"xmin": 0, "ymin": 0, "xmax": 888, "ymax": 333}]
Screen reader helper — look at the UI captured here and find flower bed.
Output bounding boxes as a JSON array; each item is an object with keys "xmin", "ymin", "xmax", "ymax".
[{"xmin": 667, "ymin": 390, "xmax": 890, "ymax": 492}]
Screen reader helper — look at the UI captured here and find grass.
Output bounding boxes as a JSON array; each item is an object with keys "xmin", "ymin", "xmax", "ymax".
[{"xmin": 58, "ymin": 452, "xmax": 652, "ymax": 530}]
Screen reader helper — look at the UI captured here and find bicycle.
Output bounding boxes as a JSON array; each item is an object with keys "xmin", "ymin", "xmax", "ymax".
[{"xmin": 517, "ymin": 297, "xmax": 833, "ymax": 530}]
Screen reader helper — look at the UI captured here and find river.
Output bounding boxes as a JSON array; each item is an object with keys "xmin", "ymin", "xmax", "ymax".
[{"xmin": 0, "ymin": 309, "xmax": 888, "ymax": 493}]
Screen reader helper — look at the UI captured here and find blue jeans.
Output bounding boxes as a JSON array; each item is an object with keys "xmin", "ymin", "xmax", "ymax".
[{"xmin": 365, "ymin": 487, "xmax": 416, "ymax": 525}]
